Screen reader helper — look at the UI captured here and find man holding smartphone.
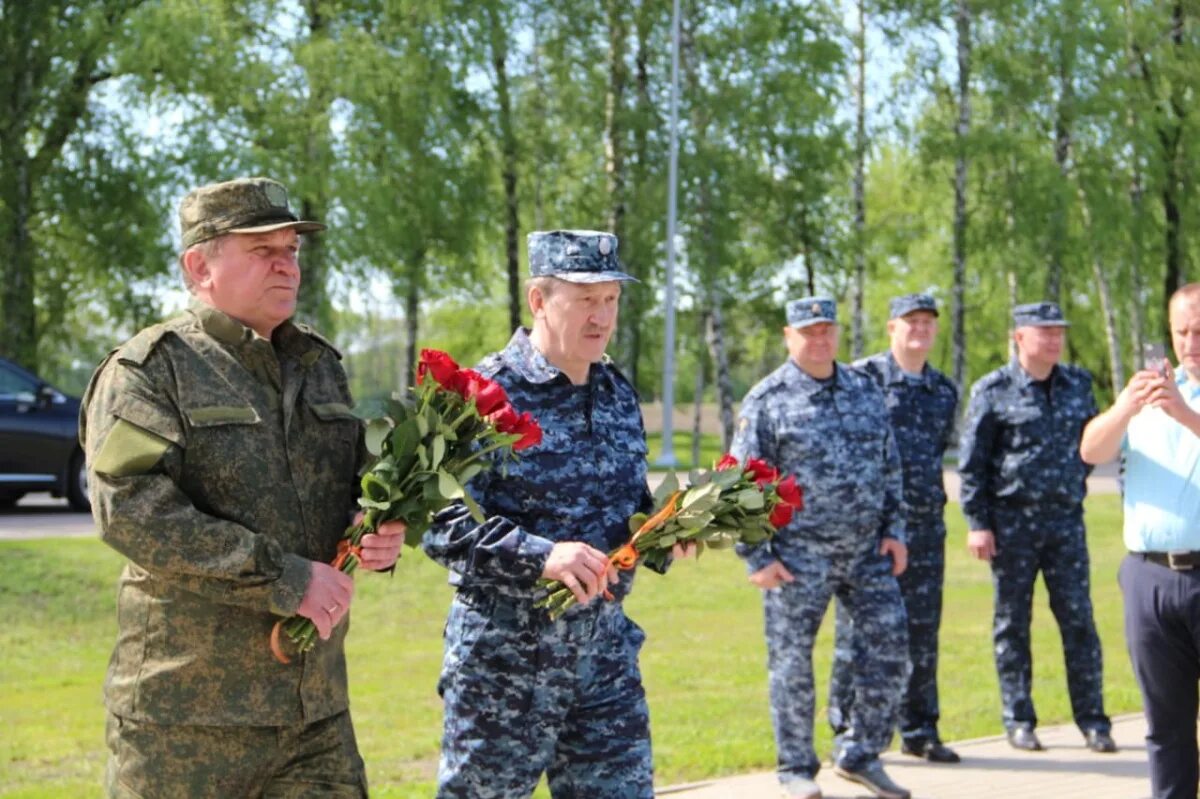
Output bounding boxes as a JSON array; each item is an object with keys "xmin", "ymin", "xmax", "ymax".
[{"xmin": 1082, "ymin": 283, "xmax": 1200, "ymax": 799}]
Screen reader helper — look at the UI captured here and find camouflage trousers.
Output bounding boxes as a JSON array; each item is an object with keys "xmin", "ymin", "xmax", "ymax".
[
  {"xmin": 436, "ymin": 591, "xmax": 653, "ymax": 799},
  {"xmin": 989, "ymin": 505, "xmax": 1110, "ymax": 734},
  {"xmin": 104, "ymin": 710, "xmax": 366, "ymax": 798},
  {"xmin": 762, "ymin": 547, "xmax": 908, "ymax": 781},
  {"xmin": 829, "ymin": 515, "xmax": 947, "ymax": 744}
]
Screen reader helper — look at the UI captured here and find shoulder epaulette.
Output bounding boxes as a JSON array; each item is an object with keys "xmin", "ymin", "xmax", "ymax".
[
  {"xmin": 294, "ymin": 323, "xmax": 343, "ymax": 360},
  {"xmin": 115, "ymin": 322, "xmax": 176, "ymax": 367}
]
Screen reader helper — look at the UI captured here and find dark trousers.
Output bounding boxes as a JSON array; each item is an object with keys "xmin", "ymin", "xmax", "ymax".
[
  {"xmin": 989, "ymin": 506, "xmax": 1109, "ymax": 734},
  {"xmin": 829, "ymin": 518, "xmax": 946, "ymax": 744},
  {"xmin": 1120, "ymin": 554, "xmax": 1200, "ymax": 799}
]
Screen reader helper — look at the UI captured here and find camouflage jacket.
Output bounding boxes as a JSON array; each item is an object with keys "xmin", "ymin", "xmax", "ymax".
[
  {"xmin": 852, "ymin": 351, "xmax": 959, "ymax": 517},
  {"xmin": 423, "ymin": 328, "xmax": 654, "ymax": 607},
  {"xmin": 958, "ymin": 360, "xmax": 1097, "ymax": 530},
  {"xmin": 731, "ymin": 360, "xmax": 905, "ymax": 573},
  {"xmin": 81, "ymin": 303, "xmax": 363, "ymax": 726}
]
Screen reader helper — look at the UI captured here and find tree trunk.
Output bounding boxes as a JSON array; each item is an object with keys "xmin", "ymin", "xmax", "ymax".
[
  {"xmin": 850, "ymin": 0, "xmax": 867, "ymax": 360},
  {"xmin": 0, "ymin": 144, "xmax": 35, "ymax": 370},
  {"xmin": 706, "ymin": 297, "xmax": 735, "ymax": 450},
  {"xmin": 0, "ymin": 2, "xmax": 120, "ymax": 369},
  {"xmin": 692, "ymin": 312, "xmax": 706, "ymax": 467},
  {"xmin": 1122, "ymin": 0, "xmax": 1147, "ymax": 359},
  {"xmin": 1076, "ymin": 187, "xmax": 1124, "ymax": 393},
  {"xmin": 951, "ymin": 0, "xmax": 972, "ymax": 394},
  {"xmin": 1046, "ymin": 3, "xmax": 1077, "ymax": 306},
  {"xmin": 604, "ymin": 0, "xmax": 633, "ymax": 376},
  {"xmin": 615, "ymin": 3, "xmax": 653, "ymax": 390},
  {"xmin": 1129, "ymin": 171, "xmax": 1148, "ymax": 357},
  {"xmin": 400, "ymin": 250, "xmax": 425, "ymax": 393},
  {"xmin": 798, "ymin": 205, "xmax": 817, "ymax": 296},
  {"xmin": 488, "ymin": 3, "xmax": 521, "ymax": 334},
  {"xmin": 296, "ymin": 1, "xmax": 334, "ymax": 335},
  {"xmin": 605, "ymin": 0, "xmax": 628, "ymax": 241},
  {"xmin": 530, "ymin": 2, "xmax": 546, "ymax": 231}
]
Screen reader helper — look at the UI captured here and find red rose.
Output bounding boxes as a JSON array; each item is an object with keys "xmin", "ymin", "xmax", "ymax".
[
  {"xmin": 509, "ymin": 412, "xmax": 543, "ymax": 450},
  {"xmin": 745, "ymin": 457, "xmax": 780, "ymax": 487},
  {"xmin": 768, "ymin": 501, "xmax": 795, "ymax": 529},
  {"xmin": 486, "ymin": 404, "xmax": 543, "ymax": 450},
  {"xmin": 768, "ymin": 503, "xmax": 796, "ymax": 527},
  {"xmin": 417, "ymin": 349, "xmax": 460, "ymax": 386},
  {"xmin": 776, "ymin": 474, "xmax": 804, "ymax": 510},
  {"xmin": 486, "ymin": 403, "xmax": 519, "ymax": 432},
  {"xmin": 449, "ymin": 369, "xmax": 508, "ymax": 415},
  {"xmin": 715, "ymin": 453, "xmax": 740, "ymax": 471}
]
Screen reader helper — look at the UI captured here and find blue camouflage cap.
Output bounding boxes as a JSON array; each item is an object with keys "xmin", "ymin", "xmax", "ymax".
[
  {"xmin": 889, "ymin": 293, "xmax": 939, "ymax": 319},
  {"xmin": 527, "ymin": 230, "xmax": 637, "ymax": 284},
  {"xmin": 786, "ymin": 296, "xmax": 837, "ymax": 328},
  {"xmin": 1013, "ymin": 301, "xmax": 1069, "ymax": 328}
]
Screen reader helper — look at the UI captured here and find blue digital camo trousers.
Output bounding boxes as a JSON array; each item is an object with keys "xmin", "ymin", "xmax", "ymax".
[
  {"xmin": 989, "ymin": 505, "xmax": 1109, "ymax": 734},
  {"xmin": 435, "ymin": 592, "xmax": 653, "ymax": 799},
  {"xmin": 763, "ymin": 547, "xmax": 908, "ymax": 780},
  {"xmin": 829, "ymin": 513, "xmax": 947, "ymax": 744}
]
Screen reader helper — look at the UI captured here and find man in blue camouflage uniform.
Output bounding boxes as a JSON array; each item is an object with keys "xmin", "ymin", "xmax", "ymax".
[
  {"xmin": 959, "ymin": 301, "xmax": 1115, "ymax": 753},
  {"xmin": 733, "ymin": 297, "xmax": 911, "ymax": 799},
  {"xmin": 828, "ymin": 293, "xmax": 961, "ymax": 763},
  {"xmin": 424, "ymin": 230, "xmax": 690, "ymax": 799}
]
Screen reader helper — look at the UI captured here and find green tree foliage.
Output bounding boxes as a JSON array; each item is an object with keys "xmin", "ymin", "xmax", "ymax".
[
  {"xmin": 8, "ymin": 0, "xmax": 1200, "ymax": 413},
  {"xmin": 0, "ymin": 0, "xmax": 168, "ymax": 372}
]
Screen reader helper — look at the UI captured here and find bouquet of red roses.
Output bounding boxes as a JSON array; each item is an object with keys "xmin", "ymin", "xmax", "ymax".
[
  {"xmin": 535, "ymin": 453, "xmax": 803, "ymax": 619},
  {"xmin": 271, "ymin": 349, "xmax": 542, "ymax": 662}
]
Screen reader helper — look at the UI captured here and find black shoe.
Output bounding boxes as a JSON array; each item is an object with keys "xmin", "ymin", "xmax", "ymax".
[
  {"xmin": 1085, "ymin": 729, "xmax": 1118, "ymax": 753},
  {"xmin": 1007, "ymin": 726, "xmax": 1043, "ymax": 751},
  {"xmin": 833, "ymin": 759, "xmax": 911, "ymax": 799},
  {"xmin": 901, "ymin": 738, "xmax": 962, "ymax": 763}
]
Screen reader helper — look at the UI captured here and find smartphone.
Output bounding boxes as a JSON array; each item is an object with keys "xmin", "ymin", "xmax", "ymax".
[{"xmin": 1142, "ymin": 342, "xmax": 1168, "ymax": 376}]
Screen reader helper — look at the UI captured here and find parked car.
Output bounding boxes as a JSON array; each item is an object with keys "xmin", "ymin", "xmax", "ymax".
[{"xmin": 0, "ymin": 357, "xmax": 90, "ymax": 511}]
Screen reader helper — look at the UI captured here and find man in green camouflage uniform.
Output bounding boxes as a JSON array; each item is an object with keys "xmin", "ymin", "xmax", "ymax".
[{"xmin": 82, "ymin": 177, "xmax": 406, "ymax": 798}]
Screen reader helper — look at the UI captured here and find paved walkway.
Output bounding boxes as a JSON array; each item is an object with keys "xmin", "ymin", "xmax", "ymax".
[{"xmin": 658, "ymin": 712, "xmax": 1155, "ymax": 799}]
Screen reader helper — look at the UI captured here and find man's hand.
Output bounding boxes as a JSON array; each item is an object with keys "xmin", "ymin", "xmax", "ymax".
[
  {"xmin": 542, "ymin": 541, "xmax": 616, "ymax": 606},
  {"xmin": 1143, "ymin": 362, "xmax": 1196, "ymax": 424},
  {"xmin": 1119, "ymin": 368, "xmax": 1161, "ymax": 417},
  {"xmin": 749, "ymin": 560, "xmax": 795, "ymax": 590},
  {"xmin": 296, "ymin": 561, "xmax": 355, "ymax": 640},
  {"xmin": 358, "ymin": 517, "xmax": 407, "ymax": 571},
  {"xmin": 880, "ymin": 538, "xmax": 908, "ymax": 576},
  {"xmin": 968, "ymin": 529, "xmax": 996, "ymax": 561}
]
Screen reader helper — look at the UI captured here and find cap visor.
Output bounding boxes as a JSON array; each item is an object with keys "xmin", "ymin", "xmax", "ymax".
[
  {"xmin": 550, "ymin": 270, "xmax": 639, "ymax": 284},
  {"xmin": 1021, "ymin": 320, "xmax": 1070, "ymax": 327},
  {"xmin": 228, "ymin": 220, "xmax": 326, "ymax": 236}
]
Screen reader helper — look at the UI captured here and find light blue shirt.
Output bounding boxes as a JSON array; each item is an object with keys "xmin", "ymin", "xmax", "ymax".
[{"xmin": 1122, "ymin": 375, "xmax": 1200, "ymax": 552}]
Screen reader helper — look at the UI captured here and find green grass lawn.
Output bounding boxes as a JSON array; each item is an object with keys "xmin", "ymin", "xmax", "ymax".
[
  {"xmin": 0, "ymin": 496, "xmax": 1139, "ymax": 797},
  {"xmin": 645, "ymin": 432, "xmax": 726, "ymax": 471}
]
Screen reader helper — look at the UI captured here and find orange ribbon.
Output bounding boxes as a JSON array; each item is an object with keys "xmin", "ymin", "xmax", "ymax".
[
  {"xmin": 331, "ymin": 539, "xmax": 363, "ymax": 570},
  {"xmin": 601, "ymin": 491, "xmax": 682, "ymax": 600}
]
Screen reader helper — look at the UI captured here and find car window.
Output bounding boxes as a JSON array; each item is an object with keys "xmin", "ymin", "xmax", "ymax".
[{"xmin": 0, "ymin": 363, "xmax": 39, "ymax": 399}]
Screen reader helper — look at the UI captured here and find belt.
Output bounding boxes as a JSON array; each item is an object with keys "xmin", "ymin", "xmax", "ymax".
[{"xmin": 1140, "ymin": 551, "xmax": 1200, "ymax": 571}]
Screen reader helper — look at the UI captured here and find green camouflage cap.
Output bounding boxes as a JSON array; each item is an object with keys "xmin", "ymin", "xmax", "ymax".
[{"xmin": 179, "ymin": 177, "xmax": 325, "ymax": 248}]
